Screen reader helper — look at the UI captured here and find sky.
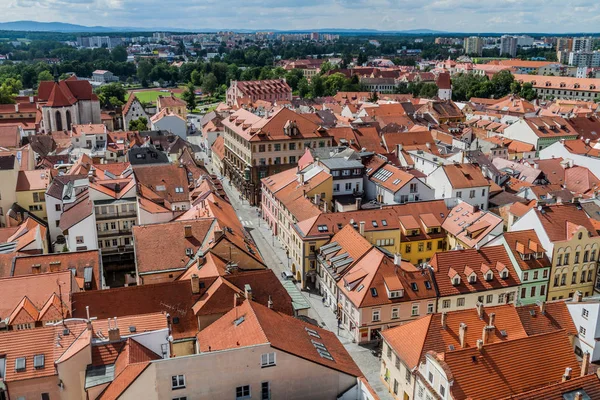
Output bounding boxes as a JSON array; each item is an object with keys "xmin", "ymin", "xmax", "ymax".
[{"xmin": 3, "ymin": 0, "xmax": 600, "ymax": 33}]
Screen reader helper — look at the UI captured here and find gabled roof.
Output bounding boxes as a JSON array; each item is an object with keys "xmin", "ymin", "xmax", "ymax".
[
  {"xmin": 499, "ymin": 374, "xmax": 600, "ymax": 400},
  {"xmin": 534, "ymin": 203, "xmax": 598, "ymax": 242},
  {"xmin": 516, "ymin": 301, "xmax": 578, "ymax": 337},
  {"xmin": 501, "ymin": 230, "xmax": 552, "ymax": 271},
  {"xmin": 429, "ymin": 246, "xmax": 521, "ymax": 297},
  {"xmin": 196, "ymin": 300, "xmax": 363, "ymax": 377},
  {"xmin": 382, "ymin": 304, "xmax": 529, "ymax": 369},
  {"xmin": 134, "ymin": 164, "xmax": 190, "ymax": 204},
  {"xmin": 442, "ymin": 202, "xmax": 503, "ymax": 248},
  {"xmin": 439, "ymin": 330, "xmax": 580, "ymax": 400},
  {"xmin": 442, "ymin": 163, "xmax": 490, "ymax": 189}
]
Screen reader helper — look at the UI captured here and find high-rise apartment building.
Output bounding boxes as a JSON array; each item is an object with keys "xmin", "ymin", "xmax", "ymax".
[
  {"xmin": 500, "ymin": 35, "xmax": 518, "ymax": 57},
  {"xmin": 464, "ymin": 36, "xmax": 483, "ymax": 56}
]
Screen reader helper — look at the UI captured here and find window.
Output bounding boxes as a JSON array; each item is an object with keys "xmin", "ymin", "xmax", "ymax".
[
  {"xmin": 561, "ymin": 274, "xmax": 566, "ymax": 286},
  {"xmin": 427, "ymin": 303, "xmax": 434, "ymax": 314},
  {"xmin": 76, "ymin": 236, "xmax": 84, "ymax": 244},
  {"xmin": 533, "ymin": 271, "xmax": 539, "ymax": 280},
  {"xmin": 469, "ymin": 189, "xmax": 475, "ymax": 199},
  {"xmin": 372, "ymin": 309, "xmax": 381, "ymax": 322},
  {"xmin": 442, "ymin": 299, "xmax": 451, "ymax": 309},
  {"xmin": 405, "ymin": 244, "xmax": 411, "ymax": 253},
  {"xmin": 583, "ymin": 308, "xmax": 589, "ymax": 319},
  {"xmin": 289, "ymin": 156, "xmax": 296, "ymax": 164},
  {"xmin": 426, "ymin": 242, "xmax": 432, "ymax": 251},
  {"xmin": 15, "ymin": 357, "xmax": 26, "ymax": 372},
  {"xmin": 437, "ymin": 240, "xmax": 444, "ymax": 250},
  {"xmin": 55, "ymin": 204, "xmax": 61, "ymax": 212},
  {"xmin": 342, "ymin": 169, "xmax": 351, "ymax": 176},
  {"xmin": 333, "ymin": 184, "xmax": 340, "ymax": 192},
  {"xmin": 236, "ymin": 385, "xmax": 251, "ymax": 399},
  {"xmin": 391, "ymin": 308, "xmax": 399, "ymax": 319},
  {"xmin": 274, "ymin": 143, "xmax": 281, "ymax": 151},
  {"xmin": 345, "ymin": 182, "xmax": 352, "ymax": 191},
  {"xmin": 521, "ymin": 287, "xmax": 527, "ymax": 299},
  {"xmin": 428, "ymin": 371, "xmax": 434, "ymax": 383},
  {"xmin": 575, "ymin": 252, "xmax": 580, "ymax": 264},
  {"xmin": 171, "ymin": 375, "xmax": 185, "ymax": 389},
  {"xmin": 440, "ymin": 385, "xmax": 446, "ymax": 397},
  {"xmin": 530, "ymin": 286, "xmax": 536, "ymax": 297},
  {"xmin": 289, "ymin": 143, "xmax": 296, "ymax": 150},
  {"xmin": 557, "ymin": 254, "xmax": 562, "ymax": 266},
  {"xmin": 588, "ymin": 269, "xmax": 593, "ymax": 282},
  {"xmin": 173, "ymin": 398, "xmax": 187, "ymax": 400},
  {"xmin": 584, "ymin": 251, "xmax": 589, "ymax": 262},
  {"xmin": 486, "ymin": 294, "xmax": 493, "ymax": 304},
  {"xmin": 261, "ymin": 382, "xmax": 270, "ymax": 400},
  {"xmin": 393, "ymin": 379, "xmax": 399, "ymax": 395},
  {"xmin": 564, "ymin": 253, "xmax": 570, "ymax": 265},
  {"xmin": 456, "ymin": 191, "xmax": 462, "ymax": 198},
  {"xmin": 572, "ymin": 272, "xmax": 577, "ymax": 285},
  {"xmin": 523, "ymin": 272, "xmax": 529, "ymax": 282},
  {"xmin": 418, "ymin": 243, "xmax": 424, "ymax": 252},
  {"xmin": 592, "ymin": 250, "xmax": 597, "ymax": 261},
  {"xmin": 411, "ymin": 304, "xmax": 419, "ymax": 316},
  {"xmin": 457, "ymin": 297, "xmax": 465, "ymax": 307},
  {"xmin": 387, "ymin": 344, "xmax": 392, "ymax": 358},
  {"xmin": 410, "ymin": 183, "xmax": 418, "ymax": 193},
  {"xmin": 261, "ymin": 352, "xmax": 276, "ymax": 367},
  {"xmin": 540, "ymin": 284, "xmax": 546, "ymax": 296},
  {"xmin": 33, "ymin": 354, "xmax": 45, "ymax": 369},
  {"xmin": 580, "ymin": 326, "xmax": 586, "ymax": 336}
]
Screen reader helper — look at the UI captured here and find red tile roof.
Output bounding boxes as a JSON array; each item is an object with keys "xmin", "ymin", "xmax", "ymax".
[
  {"xmin": 210, "ymin": 135, "xmax": 225, "ymax": 160},
  {"xmin": 134, "ymin": 164, "xmax": 190, "ymax": 204},
  {"xmin": 439, "ymin": 330, "xmax": 580, "ymax": 400},
  {"xmin": 534, "ymin": 203, "xmax": 598, "ymax": 242},
  {"xmin": 500, "ymin": 374, "xmax": 600, "ymax": 400},
  {"xmin": 442, "ymin": 163, "xmax": 490, "ymax": 189},
  {"xmin": 197, "ymin": 300, "xmax": 363, "ymax": 377},
  {"xmin": 430, "ymin": 246, "xmax": 521, "ymax": 297},
  {"xmin": 516, "ymin": 301, "xmax": 578, "ymax": 337},
  {"xmin": 501, "ymin": 230, "xmax": 552, "ymax": 271}
]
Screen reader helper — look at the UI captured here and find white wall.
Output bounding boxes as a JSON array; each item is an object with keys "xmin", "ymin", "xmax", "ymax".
[
  {"xmin": 540, "ymin": 142, "xmax": 600, "ymax": 172},
  {"xmin": 152, "ymin": 115, "xmax": 187, "ymax": 140},
  {"xmin": 66, "ymin": 214, "xmax": 98, "ymax": 251},
  {"xmin": 568, "ymin": 302, "xmax": 600, "ymax": 361}
]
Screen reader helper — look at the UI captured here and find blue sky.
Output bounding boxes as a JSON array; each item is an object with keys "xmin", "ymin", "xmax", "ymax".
[{"xmin": 5, "ymin": 0, "xmax": 600, "ymax": 32}]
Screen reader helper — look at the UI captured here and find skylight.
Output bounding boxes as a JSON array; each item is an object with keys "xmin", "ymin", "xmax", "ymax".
[
  {"xmin": 15, "ymin": 357, "xmax": 25, "ymax": 372},
  {"xmin": 305, "ymin": 327, "xmax": 321, "ymax": 339},
  {"xmin": 381, "ymin": 220, "xmax": 388, "ymax": 226},
  {"xmin": 371, "ymin": 288, "xmax": 378, "ymax": 297},
  {"xmin": 393, "ymin": 179, "xmax": 401, "ymax": 185},
  {"xmin": 33, "ymin": 354, "xmax": 45, "ymax": 369}
]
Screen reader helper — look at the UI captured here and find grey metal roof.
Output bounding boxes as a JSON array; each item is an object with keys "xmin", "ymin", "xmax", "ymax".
[
  {"xmin": 85, "ymin": 364, "xmax": 115, "ymax": 389},
  {"xmin": 320, "ymin": 157, "xmax": 364, "ymax": 170},
  {"xmin": 281, "ymin": 281, "xmax": 310, "ymax": 311}
]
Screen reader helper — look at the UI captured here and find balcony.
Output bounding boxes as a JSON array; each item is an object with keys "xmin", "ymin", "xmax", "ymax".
[
  {"xmin": 101, "ymin": 245, "xmax": 134, "ymax": 255},
  {"xmin": 96, "ymin": 211, "xmax": 137, "ymax": 221},
  {"xmin": 97, "ymin": 228, "xmax": 132, "ymax": 238}
]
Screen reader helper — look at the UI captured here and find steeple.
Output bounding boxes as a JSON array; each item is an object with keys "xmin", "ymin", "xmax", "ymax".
[{"xmin": 53, "ymin": 65, "xmax": 59, "ymax": 83}]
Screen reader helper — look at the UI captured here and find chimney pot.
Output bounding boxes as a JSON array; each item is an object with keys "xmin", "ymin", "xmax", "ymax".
[
  {"xmin": 574, "ymin": 392, "xmax": 583, "ymax": 400},
  {"xmin": 244, "ymin": 284, "xmax": 253, "ymax": 301},
  {"xmin": 581, "ymin": 352, "xmax": 591, "ymax": 377},
  {"xmin": 441, "ymin": 312, "xmax": 448, "ymax": 329},
  {"xmin": 488, "ymin": 312, "xmax": 496, "ymax": 327},
  {"xmin": 191, "ymin": 274, "xmax": 200, "ymax": 294},
  {"xmin": 476, "ymin": 302, "xmax": 484, "ymax": 319},
  {"xmin": 539, "ymin": 301, "xmax": 546, "ymax": 314},
  {"xmin": 482, "ymin": 325, "xmax": 490, "ymax": 345},
  {"xmin": 476, "ymin": 339, "xmax": 483, "ymax": 351},
  {"xmin": 573, "ymin": 291, "xmax": 583, "ymax": 303},
  {"xmin": 459, "ymin": 323, "xmax": 468, "ymax": 348},
  {"xmin": 563, "ymin": 367, "xmax": 572, "ymax": 382},
  {"xmin": 359, "ymin": 221, "xmax": 365, "ymax": 236}
]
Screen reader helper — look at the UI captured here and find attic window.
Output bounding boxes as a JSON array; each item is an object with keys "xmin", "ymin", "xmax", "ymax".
[
  {"xmin": 425, "ymin": 281, "xmax": 432, "ymax": 289},
  {"xmin": 468, "ymin": 274, "xmax": 477, "ymax": 284},
  {"xmin": 372, "ymin": 221, "xmax": 378, "ymax": 227},
  {"xmin": 501, "ymin": 270, "xmax": 509, "ymax": 279},
  {"xmin": 357, "ymin": 284, "xmax": 364, "ymax": 292},
  {"xmin": 452, "ymin": 276, "xmax": 461, "ymax": 286},
  {"xmin": 234, "ymin": 316, "xmax": 245, "ymax": 326},
  {"xmin": 485, "ymin": 272, "xmax": 493, "ymax": 281},
  {"xmin": 317, "ymin": 225, "xmax": 328, "ymax": 232},
  {"xmin": 172, "ymin": 317, "xmax": 180, "ymax": 324},
  {"xmin": 175, "ymin": 187, "xmax": 184, "ymax": 193},
  {"xmin": 411, "ymin": 282, "xmax": 418, "ymax": 291},
  {"xmin": 381, "ymin": 220, "xmax": 387, "ymax": 226},
  {"xmin": 305, "ymin": 327, "xmax": 321, "ymax": 339},
  {"xmin": 15, "ymin": 357, "xmax": 25, "ymax": 372},
  {"xmin": 371, "ymin": 288, "xmax": 378, "ymax": 297},
  {"xmin": 33, "ymin": 354, "xmax": 45, "ymax": 369},
  {"xmin": 500, "ymin": 330, "xmax": 508, "ymax": 337},
  {"xmin": 155, "ymin": 185, "xmax": 166, "ymax": 191}
]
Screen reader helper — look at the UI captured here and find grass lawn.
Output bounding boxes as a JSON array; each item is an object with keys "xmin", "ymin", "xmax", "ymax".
[{"xmin": 127, "ymin": 90, "xmax": 183, "ymax": 104}]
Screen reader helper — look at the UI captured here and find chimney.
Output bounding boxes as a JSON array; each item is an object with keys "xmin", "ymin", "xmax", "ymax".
[
  {"xmin": 323, "ymin": 200, "xmax": 328, "ymax": 213},
  {"xmin": 539, "ymin": 301, "xmax": 546, "ymax": 314},
  {"xmin": 581, "ymin": 352, "xmax": 591, "ymax": 377},
  {"xmin": 441, "ymin": 312, "xmax": 448, "ymax": 329},
  {"xmin": 14, "ymin": 103, "xmax": 19, "ymax": 113},
  {"xmin": 244, "ymin": 284, "xmax": 252, "ymax": 301},
  {"xmin": 191, "ymin": 274, "xmax": 200, "ymax": 294},
  {"xmin": 268, "ymin": 295, "xmax": 273, "ymax": 309},
  {"xmin": 488, "ymin": 312, "xmax": 496, "ymax": 327},
  {"xmin": 563, "ymin": 367, "xmax": 572, "ymax": 382},
  {"xmin": 476, "ymin": 302, "xmax": 484, "ymax": 319},
  {"xmin": 459, "ymin": 323, "xmax": 467, "ymax": 348},
  {"xmin": 359, "ymin": 221, "xmax": 365, "ymax": 236},
  {"xmin": 573, "ymin": 291, "xmax": 583, "ymax": 303},
  {"xmin": 184, "ymin": 225, "xmax": 193, "ymax": 238},
  {"xmin": 574, "ymin": 393, "xmax": 583, "ymax": 400},
  {"xmin": 471, "ymin": 337, "xmax": 481, "ymax": 351},
  {"xmin": 355, "ymin": 198, "xmax": 362, "ymax": 210},
  {"xmin": 482, "ymin": 326, "xmax": 490, "ymax": 345},
  {"xmin": 86, "ymin": 306, "xmax": 92, "ymax": 329},
  {"xmin": 108, "ymin": 317, "xmax": 121, "ymax": 341},
  {"xmin": 394, "ymin": 253, "xmax": 402, "ymax": 266}
]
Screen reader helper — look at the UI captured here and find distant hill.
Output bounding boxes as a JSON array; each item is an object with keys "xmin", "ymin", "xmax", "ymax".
[{"xmin": 0, "ymin": 21, "xmax": 119, "ymax": 33}]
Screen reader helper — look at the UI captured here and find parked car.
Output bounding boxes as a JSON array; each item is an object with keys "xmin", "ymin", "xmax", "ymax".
[{"xmin": 281, "ymin": 271, "xmax": 294, "ymax": 281}]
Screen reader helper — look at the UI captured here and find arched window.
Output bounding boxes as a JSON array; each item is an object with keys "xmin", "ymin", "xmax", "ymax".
[
  {"xmin": 55, "ymin": 110, "xmax": 63, "ymax": 131},
  {"xmin": 65, "ymin": 110, "xmax": 72, "ymax": 131}
]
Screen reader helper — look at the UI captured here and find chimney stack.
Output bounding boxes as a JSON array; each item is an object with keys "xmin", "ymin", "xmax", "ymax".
[
  {"xmin": 394, "ymin": 253, "xmax": 402, "ymax": 266},
  {"xmin": 184, "ymin": 225, "xmax": 193, "ymax": 238},
  {"xmin": 108, "ymin": 317, "xmax": 121, "ymax": 341},
  {"xmin": 563, "ymin": 367, "xmax": 572, "ymax": 382},
  {"xmin": 191, "ymin": 274, "xmax": 200, "ymax": 294},
  {"xmin": 476, "ymin": 302, "xmax": 484, "ymax": 319},
  {"xmin": 359, "ymin": 221, "xmax": 365, "ymax": 236},
  {"xmin": 268, "ymin": 295, "xmax": 273, "ymax": 309},
  {"xmin": 355, "ymin": 198, "xmax": 362, "ymax": 210},
  {"xmin": 539, "ymin": 301, "xmax": 546, "ymax": 314},
  {"xmin": 441, "ymin": 312, "xmax": 448, "ymax": 329},
  {"xmin": 459, "ymin": 323, "xmax": 467, "ymax": 348},
  {"xmin": 476, "ymin": 339, "xmax": 483, "ymax": 351},
  {"xmin": 86, "ymin": 306, "xmax": 92, "ymax": 329},
  {"xmin": 574, "ymin": 393, "xmax": 583, "ymax": 400},
  {"xmin": 488, "ymin": 312, "xmax": 496, "ymax": 327},
  {"xmin": 482, "ymin": 326, "xmax": 490, "ymax": 345},
  {"xmin": 581, "ymin": 352, "xmax": 591, "ymax": 377},
  {"xmin": 573, "ymin": 291, "xmax": 583, "ymax": 303},
  {"xmin": 244, "ymin": 284, "xmax": 253, "ymax": 301}
]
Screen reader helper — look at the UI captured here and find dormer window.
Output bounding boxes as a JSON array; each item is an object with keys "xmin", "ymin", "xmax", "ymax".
[
  {"xmin": 485, "ymin": 271, "xmax": 493, "ymax": 281},
  {"xmin": 521, "ymin": 253, "xmax": 531, "ymax": 261},
  {"xmin": 468, "ymin": 274, "xmax": 477, "ymax": 284},
  {"xmin": 452, "ymin": 276, "xmax": 461, "ymax": 286},
  {"xmin": 501, "ymin": 270, "xmax": 509, "ymax": 279},
  {"xmin": 389, "ymin": 290, "xmax": 404, "ymax": 299},
  {"xmin": 536, "ymin": 252, "xmax": 543, "ymax": 259}
]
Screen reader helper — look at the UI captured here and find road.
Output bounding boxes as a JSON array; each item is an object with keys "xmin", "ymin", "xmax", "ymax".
[{"xmin": 200, "ymin": 151, "xmax": 393, "ymax": 400}]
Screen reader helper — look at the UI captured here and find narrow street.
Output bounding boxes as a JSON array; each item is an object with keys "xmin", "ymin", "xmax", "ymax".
[{"xmin": 200, "ymin": 150, "xmax": 394, "ymax": 400}]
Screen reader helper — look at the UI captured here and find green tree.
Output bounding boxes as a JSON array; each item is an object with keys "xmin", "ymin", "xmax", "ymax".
[
  {"xmin": 298, "ymin": 78, "xmax": 310, "ymax": 98},
  {"xmin": 519, "ymin": 82, "xmax": 537, "ymax": 101},
  {"xmin": 191, "ymin": 70, "xmax": 203, "ymax": 86},
  {"xmin": 418, "ymin": 83, "xmax": 439, "ymax": 99},
  {"xmin": 0, "ymin": 83, "xmax": 16, "ymax": 104},
  {"xmin": 310, "ymin": 75, "xmax": 325, "ymax": 98},
  {"xmin": 284, "ymin": 69, "xmax": 304, "ymax": 91},
  {"xmin": 38, "ymin": 70, "xmax": 53, "ymax": 83},
  {"xmin": 96, "ymin": 83, "xmax": 126, "ymax": 107},
  {"xmin": 137, "ymin": 59, "xmax": 153, "ymax": 82},
  {"xmin": 368, "ymin": 91, "xmax": 379, "ymax": 102},
  {"xmin": 201, "ymin": 72, "xmax": 218, "ymax": 94},
  {"xmin": 111, "ymin": 46, "xmax": 128, "ymax": 63},
  {"xmin": 128, "ymin": 117, "xmax": 148, "ymax": 131},
  {"xmin": 491, "ymin": 70, "xmax": 515, "ymax": 99},
  {"xmin": 323, "ymin": 73, "xmax": 347, "ymax": 96},
  {"xmin": 357, "ymin": 52, "xmax": 367, "ymax": 66},
  {"xmin": 182, "ymin": 82, "xmax": 197, "ymax": 111}
]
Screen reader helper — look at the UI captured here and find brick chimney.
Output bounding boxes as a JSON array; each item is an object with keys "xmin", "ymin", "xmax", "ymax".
[
  {"xmin": 441, "ymin": 312, "xmax": 448, "ymax": 329},
  {"xmin": 563, "ymin": 367, "xmax": 572, "ymax": 382},
  {"xmin": 539, "ymin": 301, "xmax": 546, "ymax": 314},
  {"xmin": 488, "ymin": 312, "xmax": 496, "ymax": 327},
  {"xmin": 244, "ymin": 284, "xmax": 252, "ymax": 301},
  {"xmin": 268, "ymin": 295, "xmax": 273, "ymax": 309},
  {"xmin": 482, "ymin": 326, "xmax": 491, "ymax": 345},
  {"xmin": 184, "ymin": 225, "xmax": 193, "ymax": 238},
  {"xmin": 359, "ymin": 221, "xmax": 365, "ymax": 236},
  {"xmin": 581, "ymin": 351, "xmax": 591, "ymax": 377},
  {"xmin": 573, "ymin": 291, "xmax": 583, "ymax": 303},
  {"xmin": 476, "ymin": 302, "xmax": 484, "ymax": 319},
  {"xmin": 476, "ymin": 339, "xmax": 483, "ymax": 351},
  {"xmin": 108, "ymin": 317, "xmax": 121, "ymax": 342},
  {"xmin": 459, "ymin": 323, "xmax": 467, "ymax": 348},
  {"xmin": 191, "ymin": 274, "xmax": 200, "ymax": 294}
]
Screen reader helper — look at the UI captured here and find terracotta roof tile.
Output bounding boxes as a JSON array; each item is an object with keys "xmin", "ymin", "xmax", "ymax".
[
  {"xmin": 500, "ymin": 374, "xmax": 600, "ymax": 400},
  {"xmin": 535, "ymin": 203, "xmax": 598, "ymax": 242},
  {"xmin": 516, "ymin": 301, "xmax": 578, "ymax": 337},
  {"xmin": 502, "ymin": 230, "xmax": 552, "ymax": 271}
]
